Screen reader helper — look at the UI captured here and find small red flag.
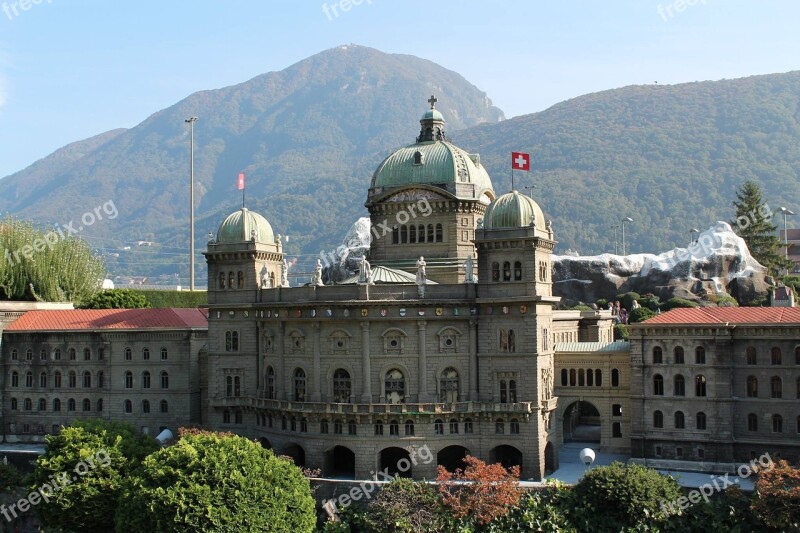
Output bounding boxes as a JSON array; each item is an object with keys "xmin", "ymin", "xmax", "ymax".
[
  {"xmin": 511, "ymin": 152, "xmax": 530, "ymax": 171},
  {"xmin": 237, "ymin": 172, "xmax": 245, "ymax": 190}
]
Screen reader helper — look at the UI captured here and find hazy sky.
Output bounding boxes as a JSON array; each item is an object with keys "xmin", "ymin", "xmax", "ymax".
[{"xmin": 0, "ymin": 0, "xmax": 798, "ymax": 178}]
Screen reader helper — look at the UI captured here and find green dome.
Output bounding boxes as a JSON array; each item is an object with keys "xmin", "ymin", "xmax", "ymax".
[
  {"xmin": 216, "ymin": 207, "xmax": 274, "ymax": 244},
  {"xmin": 370, "ymin": 141, "xmax": 494, "ymax": 200},
  {"xmin": 421, "ymin": 108, "xmax": 444, "ymax": 121},
  {"xmin": 484, "ymin": 190, "xmax": 547, "ymax": 233}
]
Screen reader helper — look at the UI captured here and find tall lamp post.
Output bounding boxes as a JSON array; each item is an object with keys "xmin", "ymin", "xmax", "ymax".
[
  {"xmin": 621, "ymin": 217, "xmax": 633, "ymax": 256},
  {"xmin": 689, "ymin": 228, "xmax": 699, "ymax": 246},
  {"xmin": 185, "ymin": 117, "xmax": 198, "ymax": 291},
  {"xmin": 524, "ymin": 185, "xmax": 537, "ymax": 199},
  {"xmin": 612, "ymin": 225, "xmax": 620, "ymax": 255},
  {"xmin": 779, "ymin": 207, "xmax": 795, "ymax": 274}
]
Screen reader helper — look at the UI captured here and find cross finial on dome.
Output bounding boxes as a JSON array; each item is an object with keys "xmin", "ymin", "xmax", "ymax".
[{"xmin": 428, "ymin": 95, "xmax": 437, "ymax": 109}]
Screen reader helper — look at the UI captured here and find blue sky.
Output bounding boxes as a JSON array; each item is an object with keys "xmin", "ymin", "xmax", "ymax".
[{"xmin": 0, "ymin": 0, "xmax": 798, "ymax": 178}]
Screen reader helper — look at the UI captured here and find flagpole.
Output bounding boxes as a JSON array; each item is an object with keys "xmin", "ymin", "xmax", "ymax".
[{"xmin": 511, "ymin": 168, "xmax": 515, "ymax": 192}]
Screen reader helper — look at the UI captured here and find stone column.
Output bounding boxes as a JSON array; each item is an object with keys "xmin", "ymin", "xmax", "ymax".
[
  {"xmin": 277, "ymin": 321, "xmax": 286, "ymax": 400},
  {"xmin": 469, "ymin": 318, "xmax": 478, "ymax": 400},
  {"xmin": 361, "ymin": 322, "xmax": 372, "ymax": 403},
  {"xmin": 418, "ymin": 320, "xmax": 430, "ymax": 402},
  {"xmin": 311, "ymin": 322, "xmax": 322, "ymax": 402}
]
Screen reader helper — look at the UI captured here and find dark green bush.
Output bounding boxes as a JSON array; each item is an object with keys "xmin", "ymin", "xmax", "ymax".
[
  {"xmin": 136, "ymin": 290, "xmax": 207, "ymax": 308},
  {"xmin": 628, "ymin": 307, "xmax": 656, "ymax": 323},
  {"xmin": 661, "ymin": 297, "xmax": 699, "ymax": 311},
  {"xmin": 79, "ymin": 288, "xmax": 151, "ymax": 309}
]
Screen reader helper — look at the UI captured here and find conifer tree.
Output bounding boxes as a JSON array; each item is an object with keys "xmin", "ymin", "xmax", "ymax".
[{"xmin": 730, "ymin": 180, "xmax": 791, "ymax": 276}]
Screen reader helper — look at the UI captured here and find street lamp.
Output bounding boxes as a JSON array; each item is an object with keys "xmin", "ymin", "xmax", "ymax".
[
  {"xmin": 689, "ymin": 228, "xmax": 699, "ymax": 246},
  {"xmin": 621, "ymin": 217, "xmax": 633, "ymax": 256},
  {"xmin": 523, "ymin": 185, "xmax": 537, "ymax": 199},
  {"xmin": 611, "ymin": 225, "xmax": 620, "ymax": 255},
  {"xmin": 185, "ymin": 117, "xmax": 198, "ymax": 291},
  {"xmin": 779, "ymin": 207, "xmax": 795, "ymax": 273}
]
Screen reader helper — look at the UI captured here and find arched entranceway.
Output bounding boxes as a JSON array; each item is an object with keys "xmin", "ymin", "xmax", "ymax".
[
  {"xmin": 379, "ymin": 447, "xmax": 412, "ymax": 478},
  {"xmin": 544, "ymin": 441, "xmax": 556, "ymax": 475},
  {"xmin": 259, "ymin": 437, "xmax": 272, "ymax": 450},
  {"xmin": 437, "ymin": 445, "xmax": 470, "ymax": 473},
  {"xmin": 324, "ymin": 446, "xmax": 356, "ymax": 479},
  {"xmin": 282, "ymin": 443, "xmax": 306, "ymax": 468},
  {"xmin": 489, "ymin": 445, "xmax": 522, "ymax": 473},
  {"xmin": 563, "ymin": 400, "xmax": 601, "ymax": 443}
]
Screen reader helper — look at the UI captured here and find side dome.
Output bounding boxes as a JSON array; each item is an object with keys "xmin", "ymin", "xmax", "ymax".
[
  {"xmin": 216, "ymin": 207, "xmax": 274, "ymax": 244},
  {"xmin": 483, "ymin": 190, "xmax": 547, "ymax": 233}
]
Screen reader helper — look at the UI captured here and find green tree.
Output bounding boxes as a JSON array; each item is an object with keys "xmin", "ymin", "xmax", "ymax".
[
  {"xmin": 567, "ymin": 462, "xmax": 682, "ymax": 532},
  {"xmin": 115, "ymin": 430, "xmax": 315, "ymax": 533},
  {"xmin": 79, "ymin": 288, "xmax": 151, "ymax": 309},
  {"xmin": 628, "ymin": 307, "xmax": 656, "ymax": 323},
  {"xmin": 730, "ymin": 180, "xmax": 792, "ymax": 276},
  {"xmin": 30, "ymin": 419, "xmax": 158, "ymax": 533},
  {"xmin": 0, "ymin": 215, "xmax": 105, "ymax": 304},
  {"xmin": 751, "ymin": 459, "xmax": 800, "ymax": 530},
  {"xmin": 352, "ymin": 477, "xmax": 448, "ymax": 533}
]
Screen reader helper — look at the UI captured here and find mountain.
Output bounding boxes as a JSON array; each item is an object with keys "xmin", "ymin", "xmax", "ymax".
[
  {"xmin": 3, "ymin": 46, "xmax": 800, "ymax": 283},
  {"xmin": 455, "ymin": 72, "xmax": 800, "ymax": 256},
  {"xmin": 0, "ymin": 45, "xmax": 503, "ymax": 281}
]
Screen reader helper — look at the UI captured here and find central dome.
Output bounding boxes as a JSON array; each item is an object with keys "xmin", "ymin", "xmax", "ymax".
[{"xmin": 216, "ymin": 207, "xmax": 274, "ymax": 244}]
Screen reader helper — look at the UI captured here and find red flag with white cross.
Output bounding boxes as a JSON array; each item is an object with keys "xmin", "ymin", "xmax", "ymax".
[
  {"xmin": 237, "ymin": 173, "xmax": 245, "ymax": 190},
  {"xmin": 511, "ymin": 152, "xmax": 530, "ymax": 171}
]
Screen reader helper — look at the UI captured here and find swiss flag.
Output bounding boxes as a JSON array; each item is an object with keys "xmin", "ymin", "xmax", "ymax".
[
  {"xmin": 511, "ymin": 152, "xmax": 530, "ymax": 171},
  {"xmin": 237, "ymin": 172, "xmax": 245, "ymax": 190}
]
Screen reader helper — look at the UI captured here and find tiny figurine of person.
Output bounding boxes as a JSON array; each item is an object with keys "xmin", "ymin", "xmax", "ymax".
[
  {"xmin": 312, "ymin": 259, "xmax": 324, "ymax": 286},
  {"xmin": 464, "ymin": 255, "xmax": 475, "ymax": 283},
  {"xmin": 281, "ymin": 258, "xmax": 290, "ymax": 288},
  {"xmin": 416, "ymin": 256, "xmax": 427, "ymax": 285},
  {"xmin": 359, "ymin": 256, "xmax": 374, "ymax": 284}
]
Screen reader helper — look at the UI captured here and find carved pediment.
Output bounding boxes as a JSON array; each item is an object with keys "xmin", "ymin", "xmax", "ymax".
[{"xmin": 385, "ymin": 189, "xmax": 447, "ymax": 202}]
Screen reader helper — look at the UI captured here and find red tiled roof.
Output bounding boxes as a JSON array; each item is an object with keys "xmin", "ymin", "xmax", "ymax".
[
  {"xmin": 643, "ymin": 307, "xmax": 800, "ymax": 325},
  {"xmin": 4, "ymin": 308, "xmax": 208, "ymax": 332}
]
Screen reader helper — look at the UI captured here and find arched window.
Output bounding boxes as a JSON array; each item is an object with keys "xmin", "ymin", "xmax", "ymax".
[
  {"xmin": 389, "ymin": 420, "xmax": 399, "ymax": 436},
  {"xmin": 161, "ymin": 348, "xmax": 168, "ymax": 361},
  {"xmin": 464, "ymin": 418, "xmax": 473, "ymax": 433},
  {"xmin": 514, "ymin": 261, "xmax": 522, "ymax": 281},
  {"xmin": 53, "ymin": 348, "xmax": 61, "ymax": 361},
  {"xmin": 68, "ymin": 348, "xmax": 76, "ymax": 360},
  {"xmin": 25, "ymin": 371, "xmax": 33, "ymax": 388},
  {"xmin": 434, "ymin": 419, "xmax": 444, "ymax": 435},
  {"xmin": 653, "ymin": 374, "xmax": 664, "ymax": 395},
  {"xmin": 25, "ymin": 349, "xmax": 32, "ymax": 361},
  {"xmin": 83, "ymin": 371, "xmax": 92, "ymax": 388},
  {"xmin": 448, "ymin": 418, "xmax": 458, "ymax": 434},
  {"xmin": 746, "ymin": 346, "xmax": 757, "ymax": 365},
  {"xmin": 773, "ymin": 414, "xmax": 783, "ymax": 433},
  {"xmin": 293, "ymin": 369, "xmax": 306, "ymax": 402},
  {"xmin": 696, "ymin": 412, "xmax": 707, "ymax": 430},
  {"xmin": 746, "ymin": 376, "xmax": 758, "ymax": 398},
  {"xmin": 674, "ymin": 411, "xmax": 685, "ymax": 429},
  {"xmin": 235, "ymin": 411, "xmax": 243, "ymax": 424},
  {"xmin": 54, "ymin": 371, "xmax": 61, "ymax": 388},
  {"xmin": 123, "ymin": 400, "xmax": 132, "ymax": 413},
  {"xmin": 266, "ymin": 366, "xmax": 276, "ymax": 399},
  {"xmin": 97, "ymin": 399, "xmax": 103, "ymax": 412},
  {"xmin": 142, "ymin": 348, "xmax": 150, "ymax": 360},
  {"xmin": 237, "ymin": 271, "xmax": 244, "ymax": 289},
  {"xmin": 83, "ymin": 398, "xmax": 91, "ymax": 412},
  {"xmin": 374, "ymin": 420, "xmax": 383, "ymax": 435},
  {"xmin": 491, "ymin": 262, "xmax": 500, "ymax": 281},
  {"xmin": 97, "ymin": 371, "xmax": 104, "ymax": 389},
  {"xmin": 495, "ymin": 418, "xmax": 504, "ymax": 434},
  {"xmin": 510, "ymin": 419, "xmax": 520, "ymax": 434},
  {"xmin": 83, "ymin": 348, "xmax": 91, "ymax": 361},
  {"xmin": 653, "ymin": 346, "xmax": 663, "ymax": 364},
  {"xmin": 653, "ymin": 410, "xmax": 663, "ymax": 428},
  {"xmin": 427, "ymin": 224, "xmax": 434, "ymax": 242},
  {"xmin": 10, "ymin": 349, "xmax": 17, "ymax": 361},
  {"xmin": 219, "ymin": 271, "xmax": 226, "ymax": 289},
  {"xmin": 695, "ymin": 346, "xmax": 706, "ymax": 364},
  {"xmin": 771, "ymin": 347, "xmax": 782, "ymax": 365},
  {"xmin": 68, "ymin": 398, "xmax": 77, "ymax": 411},
  {"xmin": 413, "ymin": 151, "xmax": 423, "ymax": 165},
  {"xmin": 695, "ymin": 375, "xmax": 707, "ymax": 397},
  {"xmin": 161, "ymin": 371, "xmax": 169, "ymax": 389},
  {"xmin": 435, "ymin": 223, "xmax": 443, "ymax": 242},
  {"xmin": 160, "ymin": 400, "xmax": 169, "ymax": 413},
  {"xmin": 674, "ymin": 375, "xmax": 685, "ymax": 396},
  {"xmin": 578, "ymin": 369, "xmax": 585, "ymax": 386},
  {"xmin": 612, "ymin": 369, "xmax": 620, "ymax": 387},
  {"xmin": 223, "ymin": 410, "xmax": 231, "ymax": 424},
  {"xmin": 586, "ymin": 368, "xmax": 594, "ymax": 386},
  {"xmin": 68, "ymin": 371, "xmax": 76, "ymax": 388},
  {"xmin": 502, "ymin": 261, "xmax": 511, "ymax": 281},
  {"xmin": 404, "ymin": 420, "xmax": 414, "ymax": 436},
  {"xmin": 348, "ymin": 419, "xmax": 357, "ymax": 435},
  {"xmin": 392, "ymin": 227, "xmax": 399, "ymax": 244},
  {"xmin": 10, "ymin": 371, "xmax": 18, "ymax": 388},
  {"xmin": 771, "ymin": 376, "xmax": 782, "ymax": 398},
  {"xmin": 38, "ymin": 398, "xmax": 46, "ymax": 411},
  {"xmin": 569, "ymin": 369, "xmax": 577, "ymax": 386},
  {"xmin": 385, "ymin": 369, "xmax": 405, "ymax": 404},
  {"xmin": 409, "ymin": 225, "xmax": 416, "ymax": 244},
  {"xmin": 400, "ymin": 225, "xmax": 408, "ymax": 244},
  {"xmin": 440, "ymin": 368, "xmax": 459, "ymax": 403},
  {"xmin": 561, "ymin": 369, "xmax": 568, "ymax": 386},
  {"xmin": 40, "ymin": 348, "xmax": 47, "ymax": 361},
  {"xmin": 418, "ymin": 224, "xmax": 426, "ymax": 243},
  {"xmin": 333, "ymin": 369, "xmax": 351, "ymax": 403},
  {"xmin": 142, "ymin": 371, "xmax": 151, "ymax": 389},
  {"xmin": 52, "ymin": 398, "xmax": 61, "ymax": 412},
  {"xmin": 674, "ymin": 346, "xmax": 685, "ymax": 364},
  {"xmin": 747, "ymin": 413, "xmax": 758, "ymax": 431},
  {"xmin": 125, "ymin": 371, "xmax": 133, "ymax": 389},
  {"xmin": 334, "ymin": 419, "xmax": 344, "ymax": 434},
  {"xmin": 124, "ymin": 348, "xmax": 132, "ymax": 361},
  {"xmin": 320, "ymin": 419, "xmax": 329, "ymax": 433},
  {"xmin": 595, "ymin": 369, "xmax": 602, "ymax": 386}
]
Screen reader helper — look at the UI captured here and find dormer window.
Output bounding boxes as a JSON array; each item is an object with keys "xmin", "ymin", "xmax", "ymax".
[{"xmin": 413, "ymin": 151, "xmax": 424, "ymax": 165}]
